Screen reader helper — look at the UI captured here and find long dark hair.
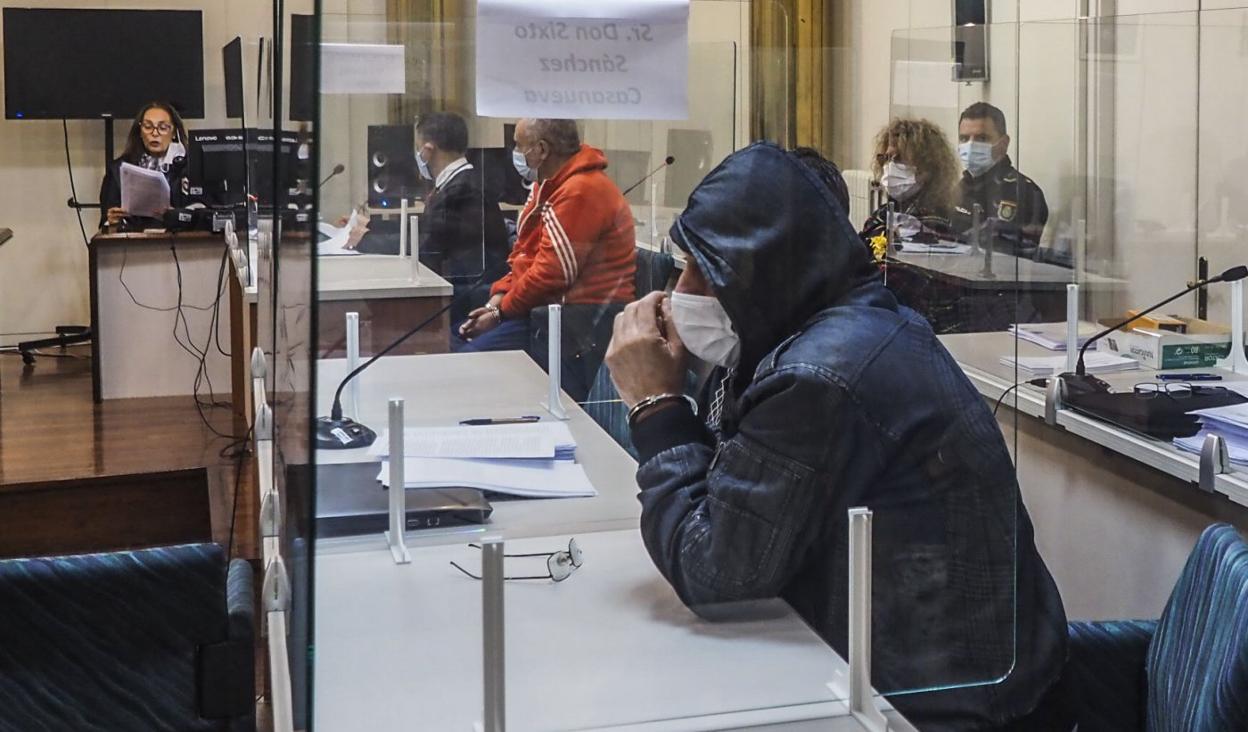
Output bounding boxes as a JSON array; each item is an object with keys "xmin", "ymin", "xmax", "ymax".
[{"xmin": 120, "ymin": 101, "xmax": 188, "ymax": 163}]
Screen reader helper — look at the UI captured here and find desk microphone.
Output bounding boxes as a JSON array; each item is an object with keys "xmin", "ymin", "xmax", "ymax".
[
  {"xmin": 621, "ymin": 156, "xmax": 675, "ymax": 196},
  {"xmin": 316, "ymin": 274, "xmax": 488, "ymax": 450},
  {"xmin": 1062, "ymin": 264, "xmax": 1247, "ymax": 393},
  {"xmin": 319, "ymin": 163, "xmax": 345, "ymax": 188}
]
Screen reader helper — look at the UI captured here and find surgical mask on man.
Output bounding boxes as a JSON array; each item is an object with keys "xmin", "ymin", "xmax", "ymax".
[
  {"xmin": 512, "ymin": 147, "xmax": 538, "ymax": 182},
  {"xmin": 881, "ymin": 161, "xmax": 919, "ymax": 201},
  {"xmin": 416, "ymin": 149, "xmax": 433, "ymax": 181},
  {"xmin": 958, "ymin": 141, "xmax": 995, "ymax": 177},
  {"xmin": 670, "ymin": 292, "xmax": 741, "ymax": 368}
]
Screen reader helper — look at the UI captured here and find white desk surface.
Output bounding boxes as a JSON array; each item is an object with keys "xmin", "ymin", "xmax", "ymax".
[
  {"xmin": 316, "ymin": 254, "xmax": 453, "ymax": 301},
  {"xmin": 313, "ymin": 352, "xmax": 915, "ymax": 731},
  {"xmin": 890, "ymin": 251, "xmax": 1122, "ymax": 289},
  {"xmin": 940, "ymin": 331, "xmax": 1248, "ymax": 506},
  {"xmin": 314, "ymin": 528, "xmax": 915, "ymax": 732},
  {"xmin": 315, "ymin": 351, "xmax": 642, "ymax": 546}
]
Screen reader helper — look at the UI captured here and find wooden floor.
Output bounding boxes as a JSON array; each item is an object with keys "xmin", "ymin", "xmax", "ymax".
[{"xmin": 0, "ymin": 345, "xmax": 256, "ymax": 560}]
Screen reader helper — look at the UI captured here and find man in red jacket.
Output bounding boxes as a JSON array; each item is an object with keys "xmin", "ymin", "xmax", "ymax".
[{"xmin": 455, "ymin": 119, "xmax": 636, "ymax": 362}]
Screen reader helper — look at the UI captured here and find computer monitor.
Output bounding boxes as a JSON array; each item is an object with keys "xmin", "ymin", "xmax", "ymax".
[
  {"xmin": 3, "ymin": 8, "xmax": 204, "ymax": 120},
  {"xmin": 290, "ymin": 14, "xmax": 316, "ymax": 123},
  {"xmin": 223, "ymin": 38, "xmax": 245, "ymax": 120},
  {"xmin": 187, "ymin": 128, "xmax": 303, "ymax": 207}
]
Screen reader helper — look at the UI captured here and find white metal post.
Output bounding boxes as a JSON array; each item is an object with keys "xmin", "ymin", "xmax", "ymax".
[
  {"xmin": 345, "ymin": 312, "xmax": 360, "ymax": 419},
  {"xmin": 399, "ymin": 198, "xmax": 409, "ymax": 261},
  {"xmin": 1065, "ymin": 283, "xmax": 1080, "ymax": 374},
  {"xmin": 482, "ymin": 539, "xmax": 506, "ymax": 732},
  {"xmin": 649, "ymin": 178, "xmax": 660, "ymax": 245},
  {"xmin": 262, "ymin": 555, "xmax": 294, "ymax": 732},
  {"xmin": 847, "ymin": 508, "xmax": 889, "ymax": 732},
  {"xmin": 409, "ymin": 213, "xmax": 422, "ymax": 283},
  {"xmin": 385, "ymin": 398, "xmax": 411, "ymax": 564},
  {"xmin": 542, "ymin": 305, "xmax": 568, "ymax": 420}
]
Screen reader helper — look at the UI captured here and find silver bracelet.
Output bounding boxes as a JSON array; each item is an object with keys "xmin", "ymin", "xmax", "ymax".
[
  {"xmin": 627, "ymin": 393, "xmax": 697, "ymax": 429},
  {"xmin": 485, "ymin": 302, "xmax": 502, "ymax": 321}
]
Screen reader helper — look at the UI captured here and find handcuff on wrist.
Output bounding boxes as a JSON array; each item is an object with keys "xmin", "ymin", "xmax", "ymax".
[
  {"xmin": 484, "ymin": 302, "xmax": 503, "ymax": 321},
  {"xmin": 626, "ymin": 393, "xmax": 698, "ymax": 429}
]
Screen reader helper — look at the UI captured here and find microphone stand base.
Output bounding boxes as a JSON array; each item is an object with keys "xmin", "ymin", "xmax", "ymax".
[{"xmin": 315, "ymin": 416, "xmax": 377, "ymax": 450}]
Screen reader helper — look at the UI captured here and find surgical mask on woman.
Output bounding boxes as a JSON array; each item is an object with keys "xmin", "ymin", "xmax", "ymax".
[
  {"xmin": 881, "ymin": 161, "xmax": 920, "ymax": 201},
  {"xmin": 670, "ymin": 292, "xmax": 741, "ymax": 368},
  {"xmin": 511, "ymin": 147, "xmax": 538, "ymax": 182},
  {"xmin": 958, "ymin": 141, "xmax": 995, "ymax": 177}
]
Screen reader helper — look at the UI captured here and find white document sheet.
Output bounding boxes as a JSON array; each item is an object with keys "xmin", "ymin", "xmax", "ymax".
[
  {"xmin": 377, "ymin": 457, "xmax": 597, "ymax": 499},
  {"xmin": 999, "ymin": 352, "xmax": 1140, "ymax": 377},
  {"xmin": 370, "ymin": 422, "xmax": 576, "ymax": 460},
  {"xmin": 317, "ymin": 215, "xmax": 362, "ymax": 256},
  {"xmin": 119, "ymin": 162, "xmax": 170, "ymax": 218}
]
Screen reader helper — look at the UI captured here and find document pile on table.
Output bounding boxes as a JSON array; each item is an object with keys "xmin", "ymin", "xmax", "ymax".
[
  {"xmin": 369, "ymin": 422, "xmax": 596, "ymax": 498},
  {"xmin": 895, "ymin": 240, "xmax": 972, "ymax": 255},
  {"xmin": 1008, "ymin": 322, "xmax": 1102, "ymax": 351},
  {"xmin": 1000, "ymin": 352, "xmax": 1140, "ymax": 377},
  {"xmin": 1174, "ymin": 403, "xmax": 1248, "ymax": 466}
]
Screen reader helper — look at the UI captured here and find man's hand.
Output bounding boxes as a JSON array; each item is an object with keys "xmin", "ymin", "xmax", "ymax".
[
  {"xmin": 605, "ymin": 292, "xmax": 688, "ymax": 408},
  {"xmin": 458, "ymin": 294, "xmax": 505, "ymax": 340},
  {"xmin": 343, "ymin": 219, "xmax": 369, "ymax": 250},
  {"xmin": 106, "ymin": 207, "xmax": 126, "ymax": 227}
]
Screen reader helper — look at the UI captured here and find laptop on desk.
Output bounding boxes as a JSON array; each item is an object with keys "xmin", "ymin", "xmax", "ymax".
[{"xmin": 316, "ymin": 463, "xmax": 492, "ymax": 538}]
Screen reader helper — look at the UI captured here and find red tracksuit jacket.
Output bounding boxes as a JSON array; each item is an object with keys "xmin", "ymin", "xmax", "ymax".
[{"xmin": 490, "ymin": 145, "xmax": 636, "ymax": 318}]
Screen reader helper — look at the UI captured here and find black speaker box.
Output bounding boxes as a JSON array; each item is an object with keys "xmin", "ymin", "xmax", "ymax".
[{"xmin": 367, "ymin": 124, "xmax": 417, "ymax": 208}]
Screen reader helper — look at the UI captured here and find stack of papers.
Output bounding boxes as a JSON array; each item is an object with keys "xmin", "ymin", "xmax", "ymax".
[
  {"xmin": 371, "ymin": 422, "xmax": 595, "ymax": 499},
  {"xmin": 1174, "ymin": 403, "xmax": 1248, "ymax": 466},
  {"xmin": 1008, "ymin": 322, "xmax": 1102, "ymax": 351},
  {"xmin": 119, "ymin": 162, "xmax": 171, "ymax": 218},
  {"xmin": 317, "ymin": 218, "xmax": 362, "ymax": 256},
  {"xmin": 999, "ymin": 352, "xmax": 1140, "ymax": 377},
  {"xmin": 896, "ymin": 241, "xmax": 972, "ymax": 255}
]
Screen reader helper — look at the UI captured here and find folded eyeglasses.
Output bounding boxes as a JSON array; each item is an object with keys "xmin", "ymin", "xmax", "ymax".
[{"xmin": 450, "ymin": 538, "xmax": 583, "ymax": 583}]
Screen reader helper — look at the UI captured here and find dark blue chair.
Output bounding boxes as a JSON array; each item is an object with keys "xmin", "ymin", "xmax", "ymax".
[
  {"xmin": 1065, "ymin": 523, "xmax": 1248, "ymax": 731},
  {"xmin": 0, "ymin": 543, "xmax": 255, "ymax": 732},
  {"xmin": 576, "ymin": 247, "xmax": 677, "ymax": 455}
]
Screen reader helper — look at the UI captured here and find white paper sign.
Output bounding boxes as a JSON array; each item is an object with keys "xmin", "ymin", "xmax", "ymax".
[
  {"xmin": 321, "ymin": 43, "xmax": 406, "ymax": 95},
  {"xmin": 476, "ymin": 0, "xmax": 689, "ymax": 120}
]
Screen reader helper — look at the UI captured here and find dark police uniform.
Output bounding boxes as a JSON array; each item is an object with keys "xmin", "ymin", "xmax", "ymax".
[{"xmin": 952, "ymin": 155, "xmax": 1048, "ymax": 258}]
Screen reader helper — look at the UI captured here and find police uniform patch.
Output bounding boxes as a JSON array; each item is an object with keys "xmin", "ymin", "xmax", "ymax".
[{"xmin": 997, "ymin": 201, "xmax": 1017, "ymax": 221}]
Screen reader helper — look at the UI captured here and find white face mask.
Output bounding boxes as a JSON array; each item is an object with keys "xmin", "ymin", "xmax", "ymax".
[
  {"xmin": 958, "ymin": 141, "xmax": 995, "ymax": 177},
  {"xmin": 416, "ymin": 149, "xmax": 433, "ymax": 181},
  {"xmin": 881, "ymin": 161, "xmax": 919, "ymax": 201},
  {"xmin": 670, "ymin": 292, "xmax": 741, "ymax": 369},
  {"xmin": 512, "ymin": 147, "xmax": 538, "ymax": 182}
]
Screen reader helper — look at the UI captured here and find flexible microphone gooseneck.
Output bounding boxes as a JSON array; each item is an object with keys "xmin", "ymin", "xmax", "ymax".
[
  {"xmin": 621, "ymin": 156, "xmax": 675, "ymax": 196},
  {"xmin": 319, "ymin": 163, "xmax": 346, "ymax": 188},
  {"xmin": 316, "ymin": 273, "xmax": 489, "ymax": 449},
  {"xmin": 1063, "ymin": 265, "xmax": 1247, "ymax": 391}
]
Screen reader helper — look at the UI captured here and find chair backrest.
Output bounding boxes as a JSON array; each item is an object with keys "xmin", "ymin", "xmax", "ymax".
[
  {"xmin": 0, "ymin": 543, "xmax": 233, "ymax": 731},
  {"xmin": 1146, "ymin": 523, "xmax": 1248, "ymax": 732}
]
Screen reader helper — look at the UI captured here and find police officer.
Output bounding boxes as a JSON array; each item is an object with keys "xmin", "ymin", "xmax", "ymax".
[{"xmin": 952, "ymin": 102, "xmax": 1049, "ymax": 258}]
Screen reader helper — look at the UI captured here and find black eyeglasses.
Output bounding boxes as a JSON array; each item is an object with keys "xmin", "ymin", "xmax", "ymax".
[
  {"xmin": 450, "ymin": 538, "xmax": 583, "ymax": 582},
  {"xmin": 1133, "ymin": 382, "xmax": 1226, "ymax": 399}
]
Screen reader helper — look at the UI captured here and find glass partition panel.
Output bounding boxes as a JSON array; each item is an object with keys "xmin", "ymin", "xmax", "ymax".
[
  {"xmin": 1197, "ymin": 9, "xmax": 1248, "ymax": 344},
  {"xmin": 875, "ymin": 23, "xmax": 1026, "ymax": 707}
]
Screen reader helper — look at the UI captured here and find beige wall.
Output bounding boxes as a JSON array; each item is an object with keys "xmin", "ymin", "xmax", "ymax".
[{"xmin": 0, "ymin": 0, "xmax": 309, "ymax": 346}]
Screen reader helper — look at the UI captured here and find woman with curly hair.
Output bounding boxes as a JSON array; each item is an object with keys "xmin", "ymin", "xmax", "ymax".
[{"xmin": 859, "ymin": 117, "xmax": 959, "ymax": 246}]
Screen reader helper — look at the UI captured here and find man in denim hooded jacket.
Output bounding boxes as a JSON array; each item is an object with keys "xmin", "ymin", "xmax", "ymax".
[{"xmin": 606, "ymin": 143, "xmax": 1069, "ymax": 731}]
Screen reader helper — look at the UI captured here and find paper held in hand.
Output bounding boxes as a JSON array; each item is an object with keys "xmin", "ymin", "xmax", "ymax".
[{"xmin": 119, "ymin": 163, "xmax": 171, "ymax": 218}]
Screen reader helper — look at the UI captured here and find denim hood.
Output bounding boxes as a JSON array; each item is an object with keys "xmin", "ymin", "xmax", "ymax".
[{"xmin": 669, "ymin": 142, "xmax": 878, "ymax": 374}]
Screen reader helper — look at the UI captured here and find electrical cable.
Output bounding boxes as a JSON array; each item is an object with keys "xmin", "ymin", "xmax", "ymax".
[
  {"xmin": 992, "ymin": 378, "xmax": 1050, "ymax": 417},
  {"xmin": 224, "ymin": 424, "xmax": 254, "ymax": 560},
  {"xmin": 62, "ymin": 119, "xmax": 91, "ymax": 248}
]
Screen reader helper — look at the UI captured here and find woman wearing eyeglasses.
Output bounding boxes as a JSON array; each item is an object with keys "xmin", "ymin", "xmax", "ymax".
[
  {"xmin": 858, "ymin": 117, "xmax": 959, "ymax": 247},
  {"xmin": 98, "ymin": 101, "xmax": 191, "ymax": 229}
]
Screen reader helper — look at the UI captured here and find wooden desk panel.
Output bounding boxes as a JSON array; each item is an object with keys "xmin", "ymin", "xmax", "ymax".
[{"xmin": 317, "ymin": 296, "xmax": 451, "ymax": 358}]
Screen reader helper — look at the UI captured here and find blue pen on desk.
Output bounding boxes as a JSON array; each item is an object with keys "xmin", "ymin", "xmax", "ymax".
[
  {"xmin": 459, "ymin": 415, "xmax": 542, "ymax": 426},
  {"xmin": 1157, "ymin": 373, "xmax": 1223, "ymax": 381}
]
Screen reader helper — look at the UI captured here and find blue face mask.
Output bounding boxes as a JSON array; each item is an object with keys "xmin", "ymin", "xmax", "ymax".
[
  {"xmin": 512, "ymin": 147, "xmax": 538, "ymax": 182},
  {"xmin": 959, "ymin": 141, "xmax": 996, "ymax": 178},
  {"xmin": 416, "ymin": 149, "xmax": 433, "ymax": 181}
]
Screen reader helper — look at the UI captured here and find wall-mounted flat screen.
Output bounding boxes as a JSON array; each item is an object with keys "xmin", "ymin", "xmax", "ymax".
[{"xmin": 3, "ymin": 8, "xmax": 204, "ymax": 120}]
